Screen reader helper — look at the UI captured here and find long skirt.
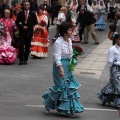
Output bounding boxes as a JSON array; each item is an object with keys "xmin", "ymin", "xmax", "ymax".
[
  {"xmin": 31, "ymin": 32, "xmax": 49, "ymax": 58},
  {"xmin": 97, "ymin": 65, "xmax": 120, "ymax": 108},
  {"xmin": 0, "ymin": 45, "xmax": 17, "ymax": 64},
  {"xmin": 42, "ymin": 59, "xmax": 84, "ymax": 115},
  {"xmin": 95, "ymin": 14, "xmax": 106, "ymax": 30}
]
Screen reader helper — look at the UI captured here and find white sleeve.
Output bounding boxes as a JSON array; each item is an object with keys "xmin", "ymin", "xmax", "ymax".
[
  {"xmin": 87, "ymin": 5, "xmax": 94, "ymax": 12},
  {"xmin": 43, "ymin": 16, "xmax": 48, "ymax": 26},
  {"xmin": 53, "ymin": 40, "xmax": 62, "ymax": 66},
  {"xmin": 108, "ymin": 48, "xmax": 114, "ymax": 67}
]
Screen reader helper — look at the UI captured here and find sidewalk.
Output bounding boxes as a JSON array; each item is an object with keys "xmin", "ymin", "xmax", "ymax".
[{"xmin": 74, "ymin": 38, "xmax": 112, "ymax": 79}]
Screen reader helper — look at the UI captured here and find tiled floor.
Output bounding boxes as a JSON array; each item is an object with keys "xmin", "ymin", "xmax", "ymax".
[{"xmin": 74, "ymin": 38, "xmax": 112, "ymax": 79}]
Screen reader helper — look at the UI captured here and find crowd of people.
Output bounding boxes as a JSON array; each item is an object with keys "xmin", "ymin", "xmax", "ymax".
[
  {"xmin": 0, "ymin": 0, "xmax": 119, "ymax": 65},
  {"xmin": 0, "ymin": 0, "xmax": 120, "ymax": 118}
]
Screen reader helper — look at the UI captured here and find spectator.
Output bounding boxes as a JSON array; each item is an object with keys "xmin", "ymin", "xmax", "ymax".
[
  {"xmin": 30, "ymin": 0, "xmax": 38, "ymax": 12},
  {"xmin": 51, "ymin": 6, "xmax": 67, "ymax": 43},
  {"xmin": 0, "ymin": 0, "xmax": 10, "ymax": 18},
  {"xmin": 55, "ymin": 7, "xmax": 67, "ymax": 37},
  {"xmin": 107, "ymin": 0, "xmax": 116, "ymax": 22},
  {"xmin": 78, "ymin": 8, "xmax": 99, "ymax": 44},
  {"xmin": 51, "ymin": 0, "xmax": 62, "ymax": 25},
  {"xmin": 54, "ymin": 0, "xmax": 62, "ymax": 18}
]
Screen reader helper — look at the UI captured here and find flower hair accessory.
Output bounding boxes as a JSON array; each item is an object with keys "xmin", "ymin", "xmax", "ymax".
[{"xmin": 113, "ymin": 32, "xmax": 118, "ymax": 39}]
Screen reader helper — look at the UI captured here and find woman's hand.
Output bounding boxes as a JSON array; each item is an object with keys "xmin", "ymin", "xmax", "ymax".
[
  {"xmin": 60, "ymin": 70, "xmax": 65, "ymax": 79},
  {"xmin": 0, "ymin": 30, "xmax": 6, "ymax": 36}
]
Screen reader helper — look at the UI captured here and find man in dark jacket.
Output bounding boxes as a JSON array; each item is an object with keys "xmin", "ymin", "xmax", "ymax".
[
  {"xmin": 16, "ymin": 0, "xmax": 37, "ymax": 65},
  {"xmin": 0, "ymin": 0, "xmax": 9, "ymax": 18},
  {"xmin": 30, "ymin": 0, "xmax": 38, "ymax": 12},
  {"xmin": 78, "ymin": 8, "xmax": 99, "ymax": 44}
]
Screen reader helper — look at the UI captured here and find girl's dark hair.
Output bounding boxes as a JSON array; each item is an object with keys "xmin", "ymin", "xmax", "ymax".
[
  {"xmin": 37, "ymin": 4, "xmax": 44, "ymax": 12},
  {"xmin": 115, "ymin": 33, "xmax": 120, "ymax": 39},
  {"xmin": 59, "ymin": 22, "xmax": 73, "ymax": 36},
  {"xmin": 109, "ymin": 24, "xmax": 116, "ymax": 32}
]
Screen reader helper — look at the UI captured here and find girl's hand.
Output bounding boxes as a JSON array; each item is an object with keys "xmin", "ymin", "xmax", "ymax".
[
  {"xmin": 0, "ymin": 30, "xmax": 6, "ymax": 36},
  {"xmin": 60, "ymin": 70, "xmax": 65, "ymax": 79}
]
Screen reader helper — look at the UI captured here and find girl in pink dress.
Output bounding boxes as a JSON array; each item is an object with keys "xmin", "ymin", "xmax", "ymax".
[{"xmin": 0, "ymin": 9, "xmax": 17, "ymax": 64}]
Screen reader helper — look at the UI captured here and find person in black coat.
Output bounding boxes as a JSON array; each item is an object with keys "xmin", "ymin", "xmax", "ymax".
[
  {"xmin": 16, "ymin": 0, "xmax": 37, "ymax": 65},
  {"xmin": 30, "ymin": 0, "xmax": 38, "ymax": 12},
  {"xmin": 77, "ymin": 8, "xmax": 99, "ymax": 44},
  {"xmin": 0, "ymin": 0, "xmax": 10, "ymax": 18}
]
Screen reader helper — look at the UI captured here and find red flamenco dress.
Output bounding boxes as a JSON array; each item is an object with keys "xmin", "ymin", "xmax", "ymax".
[{"xmin": 31, "ymin": 24, "xmax": 49, "ymax": 58}]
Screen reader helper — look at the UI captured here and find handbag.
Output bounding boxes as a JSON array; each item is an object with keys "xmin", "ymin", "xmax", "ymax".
[{"xmin": 108, "ymin": 30, "xmax": 114, "ymax": 40}]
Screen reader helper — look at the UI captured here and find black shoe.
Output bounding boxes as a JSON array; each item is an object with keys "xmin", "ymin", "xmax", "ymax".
[
  {"xmin": 23, "ymin": 60, "xmax": 27, "ymax": 65},
  {"xmin": 51, "ymin": 23, "xmax": 54, "ymax": 25},
  {"xmin": 19, "ymin": 60, "xmax": 23, "ymax": 65},
  {"xmin": 83, "ymin": 42, "xmax": 88, "ymax": 44},
  {"xmin": 94, "ymin": 42, "xmax": 99, "ymax": 45}
]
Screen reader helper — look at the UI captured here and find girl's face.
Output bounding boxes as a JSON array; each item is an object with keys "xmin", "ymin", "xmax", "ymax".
[
  {"xmin": 66, "ymin": 28, "xmax": 73, "ymax": 38},
  {"xmin": 116, "ymin": 36, "xmax": 120, "ymax": 46},
  {"xmin": 38, "ymin": 9, "xmax": 43, "ymax": 14}
]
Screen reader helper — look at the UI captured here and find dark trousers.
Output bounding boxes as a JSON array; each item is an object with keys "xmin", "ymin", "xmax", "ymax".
[
  {"xmin": 55, "ymin": 24, "xmax": 60, "ymax": 37},
  {"xmin": 19, "ymin": 35, "xmax": 32, "ymax": 61}
]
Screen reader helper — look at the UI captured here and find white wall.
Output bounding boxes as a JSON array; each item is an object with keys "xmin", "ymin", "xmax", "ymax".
[{"xmin": 37, "ymin": 0, "xmax": 43, "ymax": 6}]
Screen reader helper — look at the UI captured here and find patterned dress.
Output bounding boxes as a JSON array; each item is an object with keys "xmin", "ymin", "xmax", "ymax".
[
  {"xmin": 31, "ymin": 14, "xmax": 49, "ymax": 58},
  {"xmin": 0, "ymin": 18, "xmax": 17, "ymax": 64},
  {"xmin": 98, "ymin": 44, "xmax": 120, "ymax": 108},
  {"xmin": 95, "ymin": 7, "xmax": 106, "ymax": 30},
  {"xmin": 42, "ymin": 37, "xmax": 84, "ymax": 115},
  {"xmin": 70, "ymin": 5, "xmax": 80, "ymax": 42}
]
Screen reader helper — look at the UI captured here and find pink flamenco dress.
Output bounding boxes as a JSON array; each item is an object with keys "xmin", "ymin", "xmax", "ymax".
[{"xmin": 0, "ymin": 18, "xmax": 17, "ymax": 64}]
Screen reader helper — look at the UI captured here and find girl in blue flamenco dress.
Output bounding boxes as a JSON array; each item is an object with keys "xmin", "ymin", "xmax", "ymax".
[
  {"xmin": 98, "ymin": 33, "xmax": 120, "ymax": 108},
  {"xmin": 95, "ymin": 0, "xmax": 106, "ymax": 31},
  {"xmin": 42, "ymin": 22, "xmax": 84, "ymax": 117}
]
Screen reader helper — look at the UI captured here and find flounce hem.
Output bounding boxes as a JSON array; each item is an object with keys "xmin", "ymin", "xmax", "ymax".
[
  {"xmin": 31, "ymin": 51, "xmax": 48, "ymax": 57},
  {"xmin": 42, "ymin": 76, "xmax": 84, "ymax": 115},
  {"xmin": 0, "ymin": 45, "xmax": 17, "ymax": 64}
]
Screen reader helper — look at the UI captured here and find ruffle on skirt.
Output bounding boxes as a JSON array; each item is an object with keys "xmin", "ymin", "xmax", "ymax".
[
  {"xmin": 0, "ymin": 45, "xmax": 17, "ymax": 64},
  {"xmin": 95, "ymin": 21, "xmax": 106, "ymax": 30},
  {"xmin": 98, "ymin": 69, "xmax": 120, "ymax": 108},
  {"xmin": 95, "ymin": 15, "xmax": 106, "ymax": 30},
  {"xmin": 42, "ymin": 59, "xmax": 84, "ymax": 115},
  {"xmin": 31, "ymin": 37, "xmax": 49, "ymax": 58}
]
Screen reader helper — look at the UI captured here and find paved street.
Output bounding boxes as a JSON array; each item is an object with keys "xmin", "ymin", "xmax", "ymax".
[{"xmin": 0, "ymin": 23, "xmax": 120, "ymax": 120}]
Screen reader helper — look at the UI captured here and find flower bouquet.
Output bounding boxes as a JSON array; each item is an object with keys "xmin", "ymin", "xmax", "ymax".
[
  {"xmin": 36, "ymin": 20, "xmax": 46, "ymax": 34},
  {"xmin": 70, "ymin": 45, "xmax": 84, "ymax": 71}
]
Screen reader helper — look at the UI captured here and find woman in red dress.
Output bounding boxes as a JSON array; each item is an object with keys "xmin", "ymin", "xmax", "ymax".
[{"xmin": 31, "ymin": 5, "xmax": 49, "ymax": 58}]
